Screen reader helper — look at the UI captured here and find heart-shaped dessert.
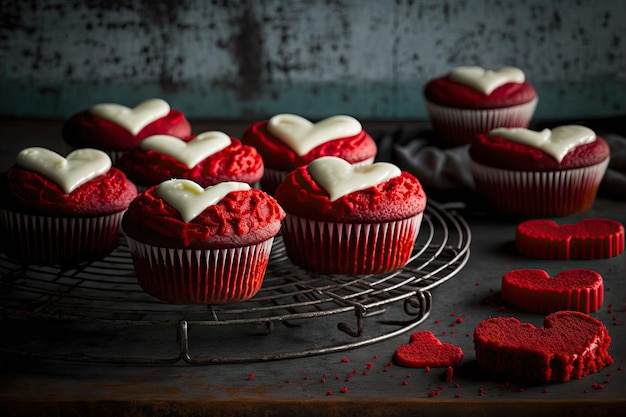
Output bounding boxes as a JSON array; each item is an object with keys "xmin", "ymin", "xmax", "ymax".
[
  {"xmin": 307, "ymin": 156, "xmax": 400, "ymax": 201},
  {"xmin": 474, "ymin": 311, "xmax": 613, "ymax": 382},
  {"xmin": 516, "ymin": 218, "xmax": 624, "ymax": 260},
  {"xmin": 17, "ymin": 147, "xmax": 111, "ymax": 194},
  {"xmin": 140, "ymin": 131, "xmax": 232, "ymax": 168},
  {"xmin": 489, "ymin": 125, "xmax": 596, "ymax": 163},
  {"xmin": 89, "ymin": 98, "xmax": 171, "ymax": 135},
  {"xmin": 501, "ymin": 268, "xmax": 604, "ymax": 313},
  {"xmin": 267, "ymin": 114, "xmax": 362, "ymax": 156},
  {"xmin": 449, "ymin": 66, "xmax": 525, "ymax": 95},
  {"xmin": 156, "ymin": 179, "xmax": 250, "ymax": 223},
  {"xmin": 394, "ymin": 330, "xmax": 464, "ymax": 368}
]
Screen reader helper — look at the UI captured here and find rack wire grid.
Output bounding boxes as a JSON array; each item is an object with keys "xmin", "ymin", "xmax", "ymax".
[{"xmin": 0, "ymin": 200, "xmax": 471, "ymax": 365}]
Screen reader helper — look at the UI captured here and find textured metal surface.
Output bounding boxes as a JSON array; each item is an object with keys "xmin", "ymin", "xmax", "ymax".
[
  {"xmin": 0, "ymin": 200, "xmax": 470, "ymax": 364},
  {"xmin": 1, "ymin": 0, "xmax": 624, "ymax": 120}
]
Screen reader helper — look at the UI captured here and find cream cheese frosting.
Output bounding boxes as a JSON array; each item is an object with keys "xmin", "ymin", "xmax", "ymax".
[
  {"xmin": 449, "ymin": 66, "xmax": 525, "ymax": 95},
  {"xmin": 267, "ymin": 114, "xmax": 362, "ymax": 156},
  {"xmin": 307, "ymin": 156, "xmax": 401, "ymax": 201},
  {"xmin": 156, "ymin": 179, "xmax": 250, "ymax": 222},
  {"xmin": 17, "ymin": 147, "xmax": 112, "ymax": 194},
  {"xmin": 140, "ymin": 131, "xmax": 232, "ymax": 168},
  {"xmin": 89, "ymin": 98, "xmax": 171, "ymax": 135},
  {"xmin": 489, "ymin": 125, "xmax": 596, "ymax": 163}
]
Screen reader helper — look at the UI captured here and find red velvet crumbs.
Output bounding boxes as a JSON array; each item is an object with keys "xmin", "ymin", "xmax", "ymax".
[
  {"xmin": 246, "ymin": 373, "xmax": 255, "ymax": 380},
  {"xmin": 341, "ymin": 357, "xmax": 350, "ymax": 363},
  {"xmin": 455, "ymin": 393, "xmax": 462, "ymax": 398},
  {"xmin": 592, "ymin": 382, "xmax": 604, "ymax": 390},
  {"xmin": 425, "ymin": 366, "xmax": 431, "ymax": 373},
  {"xmin": 367, "ymin": 361, "xmax": 373, "ymax": 369},
  {"xmin": 326, "ymin": 390, "xmax": 333, "ymax": 396},
  {"xmin": 340, "ymin": 386, "xmax": 348, "ymax": 394},
  {"xmin": 543, "ymin": 388, "xmax": 549, "ymax": 393},
  {"xmin": 320, "ymin": 377, "xmax": 326, "ymax": 383},
  {"xmin": 428, "ymin": 390, "xmax": 440, "ymax": 397},
  {"xmin": 478, "ymin": 388, "xmax": 485, "ymax": 396},
  {"xmin": 402, "ymin": 380, "xmax": 409, "ymax": 385},
  {"xmin": 373, "ymin": 354, "xmax": 379, "ymax": 359},
  {"xmin": 456, "ymin": 317, "xmax": 464, "ymax": 323},
  {"xmin": 446, "ymin": 367, "xmax": 454, "ymax": 382}
]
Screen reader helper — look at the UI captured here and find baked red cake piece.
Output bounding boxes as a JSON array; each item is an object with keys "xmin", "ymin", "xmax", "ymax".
[
  {"xmin": 1, "ymin": 147, "xmax": 137, "ymax": 264},
  {"xmin": 469, "ymin": 125, "xmax": 610, "ymax": 216},
  {"xmin": 62, "ymin": 98, "xmax": 191, "ymax": 162},
  {"xmin": 501, "ymin": 268, "xmax": 604, "ymax": 314},
  {"xmin": 474, "ymin": 311, "xmax": 613, "ymax": 383},
  {"xmin": 122, "ymin": 179, "xmax": 285, "ymax": 304},
  {"xmin": 243, "ymin": 114, "xmax": 377, "ymax": 194},
  {"xmin": 118, "ymin": 131, "xmax": 264, "ymax": 189},
  {"xmin": 516, "ymin": 218, "xmax": 625, "ymax": 260},
  {"xmin": 423, "ymin": 66, "xmax": 537, "ymax": 146},
  {"xmin": 274, "ymin": 156, "xmax": 426, "ymax": 274},
  {"xmin": 394, "ymin": 330, "xmax": 464, "ymax": 368}
]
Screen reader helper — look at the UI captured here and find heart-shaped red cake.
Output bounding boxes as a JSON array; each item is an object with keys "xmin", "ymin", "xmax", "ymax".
[
  {"xmin": 516, "ymin": 218, "xmax": 624, "ymax": 260},
  {"xmin": 474, "ymin": 311, "xmax": 613, "ymax": 383},
  {"xmin": 393, "ymin": 330, "xmax": 464, "ymax": 368},
  {"xmin": 501, "ymin": 268, "xmax": 604, "ymax": 313}
]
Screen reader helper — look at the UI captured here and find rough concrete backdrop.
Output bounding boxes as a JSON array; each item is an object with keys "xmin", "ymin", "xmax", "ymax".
[{"xmin": 0, "ymin": 0, "xmax": 624, "ymax": 121}]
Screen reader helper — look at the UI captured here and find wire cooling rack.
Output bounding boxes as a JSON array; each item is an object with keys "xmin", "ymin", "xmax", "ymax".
[{"xmin": 0, "ymin": 200, "xmax": 470, "ymax": 365}]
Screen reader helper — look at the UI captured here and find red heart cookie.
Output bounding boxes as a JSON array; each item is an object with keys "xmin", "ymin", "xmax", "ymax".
[
  {"xmin": 501, "ymin": 268, "xmax": 603, "ymax": 313},
  {"xmin": 474, "ymin": 311, "xmax": 613, "ymax": 383},
  {"xmin": 393, "ymin": 330, "xmax": 463, "ymax": 368},
  {"xmin": 516, "ymin": 218, "xmax": 624, "ymax": 260}
]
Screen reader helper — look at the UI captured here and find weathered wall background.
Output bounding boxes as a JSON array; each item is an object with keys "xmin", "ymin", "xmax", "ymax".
[{"xmin": 1, "ymin": 0, "xmax": 624, "ymax": 121}]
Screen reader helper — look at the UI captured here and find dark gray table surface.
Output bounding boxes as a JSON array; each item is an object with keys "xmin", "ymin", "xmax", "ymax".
[{"xmin": 0, "ymin": 119, "xmax": 624, "ymax": 417}]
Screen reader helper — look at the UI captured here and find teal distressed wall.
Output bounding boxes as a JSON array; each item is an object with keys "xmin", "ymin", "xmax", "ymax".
[{"xmin": 1, "ymin": 0, "xmax": 624, "ymax": 121}]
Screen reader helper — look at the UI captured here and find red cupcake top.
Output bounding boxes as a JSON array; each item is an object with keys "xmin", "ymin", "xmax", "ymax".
[
  {"xmin": 275, "ymin": 156, "xmax": 426, "ymax": 223},
  {"xmin": 2, "ymin": 147, "xmax": 137, "ymax": 216},
  {"xmin": 243, "ymin": 114, "xmax": 377, "ymax": 171},
  {"xmin": 469, "ymin": 125, "xmax": 610, "ymax": 171},
  {"xmin": 122, "ymin": 180, "xmax": 285, "ymax": 249},
  {"xmin": 62, "ymin": 98, "xmax": 191, "ymax": 150},
  {"xmin": 118, "ymin": 132, "xmax": 264, "ymax": 188},
  {"xmin": 424, "ymin": 66, "xmax": 536, "ymax": 109}
]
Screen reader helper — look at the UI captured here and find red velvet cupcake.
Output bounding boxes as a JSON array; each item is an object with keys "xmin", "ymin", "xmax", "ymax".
[
  {"xmin": 117, "ymin": 131, "xmax": 264, "ymax": 190},
  {"xmin": 274, "ymin": 156, "xmax": 426, "ymax": 274},
  {"xmin": 243, "ymin": 114, "xmax": 377, "ymax": 194},
  {"xmin": 62, "ymin": 98, "xmax": 191, "ymax": 163},
  {"xmin": 474, "ymin": 311, "xmax": 613, "ymax": 383},
  {"xmin": 469, "ymin": 125, "xmax": 610, "ymax": 216},
  {"xmin": 1, "ymin": 147, "xmax": 137, "ymax": 265},
  {"xmin": 122, "ymin": 179, "xmax": 285, "ymax": 304},
  {"xmin": 424, "ymin": 66, "xmax": 537, "ymax": 146}
]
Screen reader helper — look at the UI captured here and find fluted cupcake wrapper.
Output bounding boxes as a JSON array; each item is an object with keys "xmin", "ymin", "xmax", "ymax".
[
  {"xmin": 425, "ymin": 97, "xmax": 538, "ymax": 146},
  {"xmin": 0, "ymin": 209, "xmax": 124, "ymax": 265},
  {"xmin": 262, "ymin": 157, "xmax": 376, "ymax": 195},
  {"xmin": 281, "ymin": 213, "xmax": 423, "ymax": 274},
  {"xmin": 469, "ymin": 158, "xmax": 609, "ymax": 217},
  {"xmin": 125, "ymin": 236, "xmax": 274, "ymax": 305}
]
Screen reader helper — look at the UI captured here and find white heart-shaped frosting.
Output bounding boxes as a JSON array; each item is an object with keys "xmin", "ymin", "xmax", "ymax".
[
  {"xmin": 17, "ymin": 147, "xmax": 112, "ymax": 194},
  {"xmin": 140, "ymin": 131, "xmax": 232, "ymax": 168},
  {"xmin": 156, "ymin": 179, "xmax": 250, "ymax": 223},
  {"xmin": 489, "ymin": 125, "xmax": 596, "ymax": 163},
  {"xmin": 449, "ymin": 66, "xmax": 525, "ymax": 95},
  {"xmin": 267, "ymin": 114, "xmax": 362, "ymax": 156},
  {"xmin": 307, "ymin": 156, "xmax": 401, "ymax": 201},
  {"xmin": 89, "ymin": 98, "xmax": 171, "ymax": 135}
]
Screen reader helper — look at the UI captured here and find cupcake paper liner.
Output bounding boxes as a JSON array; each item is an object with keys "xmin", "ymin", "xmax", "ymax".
[
  {"xmin": 281, "ymin": 213, "xmax": 423, "ymax": 274},
  {"xmin": 0, "ymin": 209, "xmax": 124, "ymax": 265},
  {"xmin": 425, "ymin": 97, "xmax": 538, "ymax": 146},
  {"xmin": 469, "ymin": 158, "xmax": 609, "ymax": 217},
  {"xmin": 125, "ymin": 236, "xmax": 274, "ymax": 304}
]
